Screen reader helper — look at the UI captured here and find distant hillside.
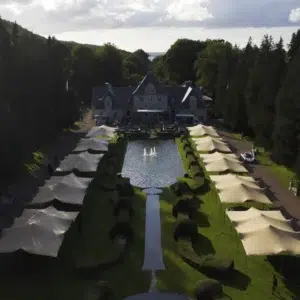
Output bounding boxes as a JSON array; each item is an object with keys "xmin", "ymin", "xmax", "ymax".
[{"xmin": 1, "ymin": 18, "xmax": 131, "ymax": 57}]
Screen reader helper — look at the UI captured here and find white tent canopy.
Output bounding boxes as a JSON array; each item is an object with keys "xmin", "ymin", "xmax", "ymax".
[
  {"xmin": 194, "ymin": 137, "xmax": 231, "ymax": 153},
  {"xmin": 188, "ymin": 124, "xmax": 220, "ymax": 137},
  {"xmin": 86, "ymin": 125, "xmax": 116, "ymax": 138},
  {"xmin": 0, "ymin": 207, "xmax": 78, "ymax": 257},
  {"xmin": 210, "ymin": 174, "xmax": 260, "ymax": 189},
  {"xmin": 56, "ymin": 152, "xmax": 104, "ymax": 173},
  {"xmin": 29, "ymin": 174, "xmax": 91, "ymax": 206},
  {"xmin": 73, "ymin": 138, "xmax": 109, "ymax": 152},
  {"xmin": 226, "ymin": 207, "xmax": 288, "ymax": 222},
  {"xmin": 200, "ymin": 152, "xmax": 239, "ymax": 163},
  {"xmin": 46, "ymin": 173, "xmax": 92, "ymax": 188},
  {"xmin": 240, "ymin": 226, "xmax": 300, "ymax": 255},
  {"xmin": 204, "ymin": 157, "xmax": 248, "ymax": 173},
  {"xmin": 218, "ymin": 184, "xmax": 272, "ymax": 204}
]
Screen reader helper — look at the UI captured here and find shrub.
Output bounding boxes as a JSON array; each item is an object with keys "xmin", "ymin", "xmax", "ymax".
[
  {"xmin": 189, "ymin": 160, "xmax": 199, "ymax": 169},
  {"xmin": 183, "ymin": 143, "xmax": 191, "ymax": 150},
  {"xmin": 95, "ymin": 281, "xmax": 114, "ymax": 299},
  {"xmin": 180, "ymin": 135, "xmax": 188, "ymax": 142},
  {"xmin": 173, "ymin": 219, "xmax": 198, "ymax": 242},
  {"xmin": 171, "ymin": 181, "xmax": 193, "ymax": 196},
  {"xmin": 185, "ymin": 151, "xmax": 195, "ymax": 158},
  {"xmin": 114, "ymin": 197, "xmax": 134, "ymax": 218},
  {"xmin": 118, "ymin": 182, "xmax": 134, "ymax": 197},
  {"xmin": 109, "ymin": 221, "xmax": 134, "ymax": 241},
  {"xmin": 200, "ymin": 255, "xmax": 234, "ymax": 274},
  {"xmin": 194, "ymin": 171, "xmax": 204, "ymax": 179},
  {"xmin": 173, "ymin": 199, "xmax": 199, "ymax": 219},
  {"xmin": 195, "ymin": 279, "xmax": 223, "ymax": 300}
]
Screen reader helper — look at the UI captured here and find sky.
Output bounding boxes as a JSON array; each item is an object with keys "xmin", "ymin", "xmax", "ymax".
[{"xmin": 0, "ymin": 0, "xmax": 300, "ymax": 52}]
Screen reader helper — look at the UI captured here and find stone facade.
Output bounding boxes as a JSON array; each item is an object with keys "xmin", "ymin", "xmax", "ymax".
[{"xmin": 92, "ymin": 72, "xmax": 211, "ymax": 124}]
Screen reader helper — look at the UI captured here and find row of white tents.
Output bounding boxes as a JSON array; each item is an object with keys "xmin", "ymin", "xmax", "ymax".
[
  {"xmin": 0, "ymin": 125, "xmax": 117, "ymax": 257},
  {"xmin": 187, "ymin": 125, "xmax": 300, "ymax": 256}
]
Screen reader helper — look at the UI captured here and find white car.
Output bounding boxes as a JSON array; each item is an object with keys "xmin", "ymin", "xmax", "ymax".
[{"xmin": 240, "ymin": 151, "xmax": 256, "ymax": 163}]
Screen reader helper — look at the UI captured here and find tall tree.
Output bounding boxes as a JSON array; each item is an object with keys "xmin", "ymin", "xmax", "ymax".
[{"xmin": 164, "ymin": 39, "xmax": 206, "ymax": 84}]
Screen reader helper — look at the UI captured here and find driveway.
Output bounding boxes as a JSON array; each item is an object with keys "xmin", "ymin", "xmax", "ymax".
[{"xmin": 218, "ymin": 130, "xmax": 300, "ymax": 221}]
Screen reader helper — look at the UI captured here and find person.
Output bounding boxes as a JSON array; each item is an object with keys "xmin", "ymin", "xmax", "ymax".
[{"xmin": 272, "ymin": 274, "xmax": 278, "ymax": 294}]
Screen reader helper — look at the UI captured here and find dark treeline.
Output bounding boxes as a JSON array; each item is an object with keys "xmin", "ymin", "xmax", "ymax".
[
  {"xmin": 152, "ymin": 32, "xmax": 300, "ymax": 177},
  {"xmin": 0, "ymin": 18, "xmax": 150, "ymax": 191}
]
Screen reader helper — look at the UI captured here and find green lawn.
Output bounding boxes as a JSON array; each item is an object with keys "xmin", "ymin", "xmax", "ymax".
[
  {"xmin": 101, "ymin": 188, "xmax": 150, "ymax": 300},
  {"xmin": 156, "ymin": 136, "xmax": 300, "ymax": 299}
]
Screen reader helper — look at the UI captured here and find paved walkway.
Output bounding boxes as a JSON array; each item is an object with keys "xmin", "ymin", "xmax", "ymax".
[
  {"xmin": 142, "ymin": 188, "xmax": 165, "ymax": 270},
  {"xmin": 218, "ymin": 130, "xmax": 300, "ymax": 221}
]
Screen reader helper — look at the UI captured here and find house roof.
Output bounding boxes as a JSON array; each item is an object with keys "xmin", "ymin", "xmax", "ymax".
[
  {"xmin": 132, "ymin": 71, "xmax": 165, "ymax": 95},
  {"xmin": 92, "ymin": 73, "xmax": 208, "ymax": 110}
]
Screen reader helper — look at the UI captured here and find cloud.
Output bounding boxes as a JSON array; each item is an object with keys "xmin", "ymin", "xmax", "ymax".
[
  {"xmin": 289, "ymin": 8, "xmax": 300, "ymax": 22},
  {"xmin": 0, "ymin": 0, "xmax": 299, "ymax": 35}
]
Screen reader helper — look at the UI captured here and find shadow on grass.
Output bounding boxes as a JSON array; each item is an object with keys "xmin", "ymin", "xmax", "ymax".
[
  {"xmin": 193, "ymin": 211, "xmax": 210, "ymax": 228},
  {"xmin": 193, "ymin": 233, "xmax": 215, "ymax": 255},
  {"xmin": 217, "ymin": 268, "xmax": 250, "ymax": 291},
  {"xmin": 267, "ymin": 255, "xmax": 300, "ymax": 298}
]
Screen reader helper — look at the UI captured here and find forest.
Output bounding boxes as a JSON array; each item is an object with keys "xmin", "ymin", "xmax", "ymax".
[
  {"xmin": 0, "ymin": 18, "xmax": 150, "ymax": 192},
  {"xmin": 1, "ymin": 15, "xmax": 300, "ymax": 192},
  {"xmin": 152, "ymin": 31, "xmax": 300, "ymax": 179}
]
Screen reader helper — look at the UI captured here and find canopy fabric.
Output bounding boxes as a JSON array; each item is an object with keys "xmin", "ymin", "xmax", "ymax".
[
  {"xmin": 240, "ymin": 226, "xmax": 300, "ymax": 255},
  {"xmin": 226, "ymin": 207, "xmax": 288, "ymax": 222},
  {"xmin": 73, "ymin": 138, "xmax": 109, "ymax": 152},
  {"xmin": 204, "ymin": 157, "xmax": 248, "ymax": 173},
  {"xmin": 0, "ymin": 207, "xmax": 78, "ymax": 257},
  {"xmin": 200, "ymin": 152, "xmax": 239, "ymax": 163},
  {"xmin": 46, "ymin": 173, "xmax": 92, "ymax": 188},
  {"xmin": 56, "ymin": 152, "xmax": 103, "ymax": 173},
  {"xmin": 218, "ymin": 184, "xmax": 272, "ymax": 204},
  {"xmin": 187, "ymin": 124, "xmax": 219, "ymax": 137},
  {"xmin": 210, "ymin": 174, "xmax": 260, "ymax": 189},
  {"xmin": 194, "ymin": 137, "xmax": 231, "ymax": 153},
  {"xmin": 85, "ymin": 125, "xmax": 116, "ymax": 138}
]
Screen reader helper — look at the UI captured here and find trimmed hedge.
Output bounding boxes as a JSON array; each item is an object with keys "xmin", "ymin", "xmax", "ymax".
[
  {"xmin": 195, "ymin": 279, "xmax": 223, "ymax": 300},
  {"xmin": 109, "ymin": 221, "xmax": 134, "ymax": 241},
  {"xmin": 172, "ymin": 198, "xmax": 199, "ymax": 219},
  {"xmin": 114, "ymin": 197, "xmax": 134, "ymax": 218},
  {"xmin": 170, "ymin": 181, "xmax": 193, "ymax": 196},
  {"xmin": 178, "ymin": 240, "xmax": 234, "ymax": 278},
  {"xmin": 173, "ymin": 219, "xmax": 198, "ymax": 242},
  {"xmin": 118, "ymin": 182, "xmax": 134, "ymax": 197}
]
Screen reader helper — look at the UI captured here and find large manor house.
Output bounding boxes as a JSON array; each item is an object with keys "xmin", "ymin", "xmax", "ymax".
[{"xmin": 92, "ymin": 72, "xmax": 212, "ymax": 124}]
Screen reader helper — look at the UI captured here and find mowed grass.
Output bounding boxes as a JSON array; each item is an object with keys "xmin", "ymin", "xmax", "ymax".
[
  {"xmin": 156, "ymin": 136, "xmax": 300, "ymax": 299},
  {"xmin": 101, "ymin": 188, "xmax": 150, "ymax": 300}
]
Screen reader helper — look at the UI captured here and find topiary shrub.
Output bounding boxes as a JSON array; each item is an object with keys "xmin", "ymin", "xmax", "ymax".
[
  {"xmin": 96, "ymin": 281, "xmax": 114, "ymax": 299},
  {"xmin": 189, "ymin": 160, "xmax": 199, "ymax": 169},
  {"xmin": 173, "ymin": 219, "xmax": 198, "ymax": 242},
  {"xmin": 170, "ymin": 181, "xmax": 193, "ymax": 196},
  {"xmin": 180, "ymin": 135, "xmax": 188, "ymax": 142},
  {"xmin": 173, "ymin": 199, "xmax": 199, "ymax": 219},
  {"xmin": 118, "ymin": 182, "xmax": 134, "ymax": 197},
  {"xmin": 114, "ymin": 197, "xmax": 134, "ymax": 218},
  {"xmin": 194, "ymin": 171, "xmax": 204, "ymax": 179},
  {"xmin": 200, "ymin": 255, "xmax": 234, "ymax": 275},
  {"xmin": 109, "ymin": 221, "xmax": 134, "ymax": 241},
  {"xmin": 194, "ymin": 279, "xmax": 223, "ymax": 300},
  {"xmin": 178, "ymin": 240, "xmax": 234, "ymax": 278}
]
